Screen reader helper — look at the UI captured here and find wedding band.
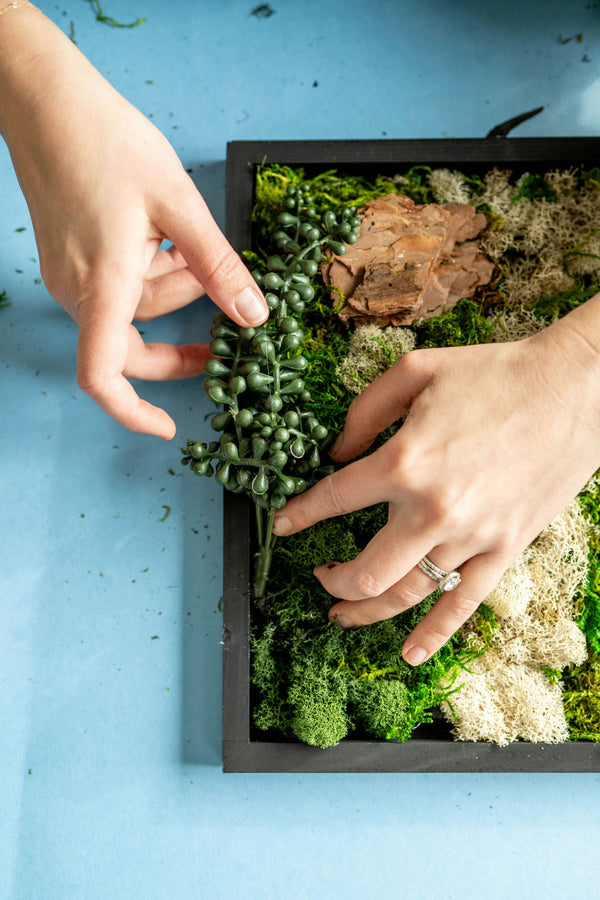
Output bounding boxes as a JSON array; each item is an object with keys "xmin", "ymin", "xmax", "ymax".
[{"xmin": 417, "ymin": 555, "xmax": 461, "ymax": 591}]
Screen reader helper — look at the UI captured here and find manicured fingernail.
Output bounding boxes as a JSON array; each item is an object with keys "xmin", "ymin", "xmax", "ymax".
[
  {"xmin": 404, "ymin": 646, "xmax": 428, "ymax": 666},
  {"xmin": 333, "ymin": 614, "xmax": 355, "ymax": 629},
  {"xmin": 273, "ymin": 514, "xmax": 292, "ymax": 536},
  {"xmin": 234, "ymin": 287, "xmax": 268, "ymax": 325}
]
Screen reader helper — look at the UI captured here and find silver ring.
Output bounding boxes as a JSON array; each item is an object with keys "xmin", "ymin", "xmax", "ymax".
[{"xmin": 417, "ymin": 555, "xmax": 461, "ymax": 591}]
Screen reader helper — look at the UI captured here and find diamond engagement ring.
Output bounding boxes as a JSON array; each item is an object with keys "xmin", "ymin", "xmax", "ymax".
[{"xmin": 417, "ymin": 555, "xmax": 461, "ymax": 591}]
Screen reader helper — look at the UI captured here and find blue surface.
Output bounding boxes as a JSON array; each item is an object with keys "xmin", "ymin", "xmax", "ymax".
[{"xmin": 1, "ymin": 1, "xmax": 600, "ymax": 897}]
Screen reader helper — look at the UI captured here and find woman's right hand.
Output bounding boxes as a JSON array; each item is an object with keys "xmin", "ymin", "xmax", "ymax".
[{"xmin": 0, "ymin": 4, "xmax": 268, "ymax": 438}]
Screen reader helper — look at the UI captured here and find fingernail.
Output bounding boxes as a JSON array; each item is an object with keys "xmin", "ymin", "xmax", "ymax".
[
  {"xmin": 329, "ymin": 434, "xmax": 345, "ymax": 458},
  {"xmin": 333, "ymin": 614, "xmax": 355, "ymax": 629},
  {"xmin": 273, "ymin": 514, "xmax": 292, "ymax": 536},
  {"xmin": 404, "ymin": 646, "xmax": 428, "ymax": 666},
  {"xmin": 234, "ymin": 287, "xmax": 268, "ymax": 326}
]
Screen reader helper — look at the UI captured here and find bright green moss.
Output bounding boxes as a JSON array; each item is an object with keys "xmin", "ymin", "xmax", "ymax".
[
  {"xmin": 289, "ymin": 661, "xmax": 350, "ymax": 748},
  {"xmin": 512, "ymin": 172, "xmax": 558, "ymax": 204},
  {"xmin": 576, "ymin": 479, "xmax": 600, "ymax": 654},
  {"xmin": 531, "ymin": 277, "xmax": 600, "ymax": 322},
  {"xmin": 413, "ymin": 298, "xmax": 496, "ymax": 349},
  {"xmin": 350, "ymin": 679, "xmax": 409, "ymax": 740},
  {"xmin": 251, "ymin": 512, "xmax": 482, "ymax": 746}
]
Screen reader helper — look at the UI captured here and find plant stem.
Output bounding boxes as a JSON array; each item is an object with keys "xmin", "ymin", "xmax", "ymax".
[{"xmin": 253, "ymin": 508, "xmax": 277, "ymax": 599}]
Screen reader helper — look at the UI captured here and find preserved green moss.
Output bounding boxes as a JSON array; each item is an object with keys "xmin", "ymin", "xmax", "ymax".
[{"xmin": 563, "ymin": 655, "xmax": 600, "ymax": 742}]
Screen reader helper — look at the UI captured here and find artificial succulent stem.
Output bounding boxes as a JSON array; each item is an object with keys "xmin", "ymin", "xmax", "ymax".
[{"xmin": 253, "ymin": 508, "xmax": 277, "ymax": 599}]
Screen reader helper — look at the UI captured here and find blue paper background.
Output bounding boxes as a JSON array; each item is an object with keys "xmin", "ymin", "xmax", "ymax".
[{"xmin": 1, "ymin": 1, "xmax": 599, "ymax": 897}]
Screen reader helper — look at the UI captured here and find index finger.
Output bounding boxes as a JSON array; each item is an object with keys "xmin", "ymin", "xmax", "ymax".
[
  {"xmin": 155, "ymin": 175, "xmax": 269, "ymax": 328},
  {"xmin": 273, "ymin": 447, "xmax": 393, "ymax": 536},
  {"xmin": 330, "ymin": 349, "xmax": 433, "ymax": 462}
]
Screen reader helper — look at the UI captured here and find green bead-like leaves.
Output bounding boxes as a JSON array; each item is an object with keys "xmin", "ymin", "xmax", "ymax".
[
  {"xmin": 211, "ymin": 411, "xmax": 232, "ymax": 431},
  {"xmin": 215, "ymin": 462, "xmax": 231, "ymax": 486},
  {"xmin": 204, "ymin": 359, "xmax": 231, "ymax": 377},
  {"xmin": 268, "ymin": 450, "xmax": 288, "ymax": 469},
  {"xmin": 236, "ymin": 408, "xmax": 254, "ymax": 428},
  {"xmin": 326, "ymin": 240, "xmax": 347, "ymax": 256},
  {"xmin": 247, "ymin": 372, "xmax": 274, "ymax": 391},
  {"xmin": 191, "ymin": 459, "xmax": 212, "ymax": 476},
  {"xmin": 252, "ymin": 469, "xmax": 270, "ymax": 496},
  {"xmin": 263, "ymin": 272, "xmax": 284, "ymax": 290},
  {"xmin": 323, "ymin": 210, "xmax": 337, "ymax": 231},
  {"xmin": 208, "ymin": 338, "xmax": 234, "ymax": 358},
  {"xmin": 184, "ymin": 187, "xmax": 359, "ymax": 541},
  {"xmin": 188, "ymin": 441, "xmax": 209, "ymax": 459}
]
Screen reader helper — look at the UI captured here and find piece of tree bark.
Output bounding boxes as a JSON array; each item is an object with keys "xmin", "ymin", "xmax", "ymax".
[{"xmin": 321, "ymin": 194, "xmax": 494, "ymax": 326}]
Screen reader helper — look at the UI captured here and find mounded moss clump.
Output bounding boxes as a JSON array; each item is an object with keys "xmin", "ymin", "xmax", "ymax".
[
  {"xmin": 252, "ymin": 507, "xmax": 480, "ymax": 747},
  {"xmin": 245, "ymin": 164, "xmax": 600, "ymax": 747}
]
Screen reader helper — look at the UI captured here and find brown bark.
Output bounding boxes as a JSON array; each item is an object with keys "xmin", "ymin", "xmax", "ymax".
[{"xmin": 321, "ymin": 194, "xmax": 494, "ymax": 326}]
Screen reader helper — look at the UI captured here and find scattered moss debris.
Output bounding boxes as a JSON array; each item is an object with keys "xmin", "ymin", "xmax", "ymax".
[
  {"xmin": 242, "ymin": 163, "xmax": 600, "ymax": 747},
  {"xmin": 85, "ymin": 0, "xmax": 145, "ymax": 28},
  {"xmin": 250, "ymin": 3, "xmax": 275, "ymax": 17},
  {"xmin": 0, "ymin": 290, "xmax": 10, "ymax": 310}
]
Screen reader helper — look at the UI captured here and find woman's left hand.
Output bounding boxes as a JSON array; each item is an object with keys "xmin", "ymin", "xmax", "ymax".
[{"xmin": 273, "ymin": 304, "xmax": 600, "ymax": 664}]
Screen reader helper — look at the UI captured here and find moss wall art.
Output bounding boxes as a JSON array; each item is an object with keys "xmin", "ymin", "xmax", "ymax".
[{"xmin": 184, "ymin": 163, "xmax": 600, "ymax": 749}]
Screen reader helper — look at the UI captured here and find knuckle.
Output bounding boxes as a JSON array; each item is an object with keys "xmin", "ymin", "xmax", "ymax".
[
  {"xmin": 394, "ymin": 347, "xmax": 428, "ymax": 376},
  {"xmin": 450, "ymin": 594, "xmax": 481, "ymax": 619},
  {"xmin": 353, "ymin": 568, "xmax": 385, "ymax": 599},
  {"xmin": 343, "ymin": 400, "xmax": 362, "ymax": 435},
  {"xmin": 77, "ymin": 371, "xmax": 100, "ymax": 397},
  {"xmin": 418, "ymin": 623, "xmax": 452, "ymax": 646},
  {"xmin": 384, "ymin": 441, "xmax": 420, "ymax": 492},
  {"xmin": 320, "ymin": 475, "xmax": 349, "ymax": 519},
  {"xmin": 77, "ymin": 361, "xmax": 105, "ymax": 398},
  {"xmin": 422, "ymin": 485, "xmax": 463, "ymax": 529},
  {"xmin": 390, "ymin": 581, "xmax": 423, "ymax": 608},
  {"xmin": 135, "ymin": 282, "xmax": 159, "ymax": 322},
  {"xmin": 203, "ymin": 246, "xmax": 241, "ymax": 293},
  {"xmin": 353, "ymin": 605, "xmax": 387, "ymax": 626}
]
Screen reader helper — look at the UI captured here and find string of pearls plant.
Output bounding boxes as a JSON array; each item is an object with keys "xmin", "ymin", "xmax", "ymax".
[{"xmin": 181, "ymin": 184, "xmax": 361, "ymax": 597}]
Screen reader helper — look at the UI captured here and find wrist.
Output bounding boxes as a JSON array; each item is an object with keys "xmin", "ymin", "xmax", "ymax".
[
  {"xmin": 534, "ymin": 292, "xmax": 600, "ymax": 422},
  {"xmin": 550, "ymin": 291, "xmax": 600, "ymax": 359},
  {"xmin": 0, "ymin": 5, "xmax": 78, "ymax": 143}
]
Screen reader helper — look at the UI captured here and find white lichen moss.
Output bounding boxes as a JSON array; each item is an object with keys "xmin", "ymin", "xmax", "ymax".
[
  {"xmin": 488, "ymin": 306, "xmax": 548, "ymax": 343},
  {"xmin": 427, "ymin": 167, "xmax": 600, "ymax": 308},
  {"xmin": 443, "ymin": 661, "xmax": 570, "ymax": 745},
  {"xmin": 428, "ymin": 168, "xmax": 472, "ymax": 205},
  {"xmin": 337, "ymin": 324, "xmax": 415, "ymax": 394},
  {"xmin": 441, "ymin": 500, "xmax": 589, "ymax": 745}
]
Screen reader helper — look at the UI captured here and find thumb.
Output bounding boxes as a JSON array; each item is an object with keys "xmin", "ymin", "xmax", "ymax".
[
  {"xmin": 331, "ymin": 349, "xmax": 433, "ymax": 461},
  {"xmin": 155, "ymin": 175, "xmax": 269, "ymax": 327}
]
